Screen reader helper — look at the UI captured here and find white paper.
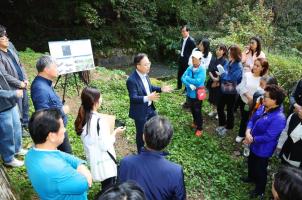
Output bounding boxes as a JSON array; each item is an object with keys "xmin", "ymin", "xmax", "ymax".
[{"xmin": 217, "ymin": 64, "xmax": 225, "ymax": 74}]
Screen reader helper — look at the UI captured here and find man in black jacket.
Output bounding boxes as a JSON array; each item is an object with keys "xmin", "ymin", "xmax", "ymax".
[
  {"xmin": 0, "ymin": 62, "xmax": 25, "ymax": 167},
  {"xmin": 289, "ymin": 79, "xmax": 302, "ymax": 115},
  {"xmin": 177, "ymin": 25, "xmax": 195, "ymax": 90}
]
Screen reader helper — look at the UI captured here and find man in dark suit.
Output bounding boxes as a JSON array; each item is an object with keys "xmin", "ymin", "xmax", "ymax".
[
  {"xmin": 177, "ymin": 25, "xmax": 195, "ymax": 90},
  {"xmin": 126, "ymin": 53, "xmax": 171, "ymax": 153},
  {"xmin": 119, "ymin": 116, "xmax": 186, "ymax": 200}
]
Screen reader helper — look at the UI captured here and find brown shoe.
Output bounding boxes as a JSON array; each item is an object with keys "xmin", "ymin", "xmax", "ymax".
[{"xmin": 191, "ymin": 123, "xmax": 197, "ymax": 129}]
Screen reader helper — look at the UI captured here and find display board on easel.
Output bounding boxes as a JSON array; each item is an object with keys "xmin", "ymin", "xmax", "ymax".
[
  {"xmin": 48, "ymin": 39, "xmax": 95, "ymax": 103},
  {"xmin": 48, "ymin": 39, "xmax": 95, "ymax": 75}
]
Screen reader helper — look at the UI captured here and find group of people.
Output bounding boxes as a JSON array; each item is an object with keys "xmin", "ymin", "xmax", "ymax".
[
  {"xmin": 1, "ymin": 22, "xmax": 302, "ymax": 200},
  {"xmin": 177, "ymin": 25, "xmax": 302, "ymax": 199}
]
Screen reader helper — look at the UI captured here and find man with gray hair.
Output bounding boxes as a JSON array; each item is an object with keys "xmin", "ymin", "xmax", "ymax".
[{"xmin": 30, "ymin": 55, "xmax": 72, "ymax": 153}]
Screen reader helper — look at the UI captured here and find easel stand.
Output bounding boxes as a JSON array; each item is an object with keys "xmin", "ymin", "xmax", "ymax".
[{"xmin": 54, "ymin": 73, "xmax": 80, "ymax": 104}]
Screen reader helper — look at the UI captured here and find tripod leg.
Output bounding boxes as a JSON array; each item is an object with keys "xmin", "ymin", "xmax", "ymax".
[
  {"xmin": 54, "ymin": 75, "xmax": 61, "ymax": 89},
  {"xmin": 62, "ymin": 74, "xmax": 68, "ymax": 104},
  {"xmin": 74, "ymin": 73, "xmax": 80, "ymax": 95}
]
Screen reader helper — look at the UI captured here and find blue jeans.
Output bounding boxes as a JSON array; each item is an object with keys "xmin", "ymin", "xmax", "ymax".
[
  {"xmin": 0, "ymin": 105, "xmax": 22, "ymax": 163},
  {"xmin": 17, "ymin": 89, "xmax": 29, "ymax": 127}
]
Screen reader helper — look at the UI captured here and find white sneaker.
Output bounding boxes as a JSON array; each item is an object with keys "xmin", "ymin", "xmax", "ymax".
[
  {"xmin": 218, "ymin": 127, "xmax": 227, "ymax": 136},
  {"xmin": 215, "ymin": 114, "xmax": 218, "ymax": 120},
  {"xmin": 5, "ymin": 158, "xmax": 24, "ymax": 167},
  {"xmin": 235, "ymin": 136, "xmax": 244, "ymax": 143},
  {"xmin": 16, "ymin": 148, "xmax": 28, "ymax": 156},
  {"xmin": 208, "ymin": 111, "xmax": 217, "ymax": 117},
  {"xmin": 215, "ymin": 126, "xmax": 224, "ymax": 132}
]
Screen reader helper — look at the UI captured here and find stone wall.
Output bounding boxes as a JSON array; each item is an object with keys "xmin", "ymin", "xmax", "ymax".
[{"xmin": 94, "ymin": 48, "xmax": 135, "ymax": 67}]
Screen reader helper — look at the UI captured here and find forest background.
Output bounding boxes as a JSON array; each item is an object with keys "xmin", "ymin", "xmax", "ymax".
[{"xmin": 1, "ymin": 0, "xmax": 302, "ymax": 199}]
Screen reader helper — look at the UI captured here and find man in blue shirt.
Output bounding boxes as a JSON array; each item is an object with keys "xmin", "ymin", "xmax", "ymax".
[
  {"xmin": 119, "ymin": 116, "xmax": 186, "ymax": 200},
  {"xmin": 31, "ymin": 55, "xmax": 72, "ymax": 153},
  {"xmin": 26, "ymin": 109, "xmax": 91, "ymax": 200}
]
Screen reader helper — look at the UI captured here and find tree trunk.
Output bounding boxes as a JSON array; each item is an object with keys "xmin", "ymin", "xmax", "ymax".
[{"xmin": 0, "ymin": 165, "xmax": 18, "ymax": 200}]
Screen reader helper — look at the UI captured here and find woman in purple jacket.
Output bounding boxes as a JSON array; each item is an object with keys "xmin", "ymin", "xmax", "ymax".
[{"xmin": 242, "ymin": 84, "xmax": 286, "ymax": 199}]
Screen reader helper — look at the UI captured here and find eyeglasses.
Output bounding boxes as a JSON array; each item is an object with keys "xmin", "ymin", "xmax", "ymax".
[{"xmin": 140, "ymin": 62, "xmax": 151, "ymax": 67}]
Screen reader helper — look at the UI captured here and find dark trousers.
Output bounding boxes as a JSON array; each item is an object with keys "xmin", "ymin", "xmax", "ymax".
[
  {"xmin": 101, "ymin": 177, "xmax": 116, "ymax": 191},
  {"xmin": 238, "ymin": 98, "xmax": 251, "ymax": 137},
  {"xmin": 217, "ymin": 93, "xmax": 237, "ymax": 129},
  {"xmin": 58, "ymin": 131, "xmax": 72, "ymax": 154},
  {"xmin": 177, "ymin": 58, "xmax": 187, "ymax": 89},
  {"xmin": 188, "ymin": 98, "xmax": 203, "ymax": 130},
  {"xmin": 248, "ymin": 151, "xmax": 269, "ymax": 194},
  {"xmin": 134, "ymin": 107, "xmax": 156, "ymax": 153}
]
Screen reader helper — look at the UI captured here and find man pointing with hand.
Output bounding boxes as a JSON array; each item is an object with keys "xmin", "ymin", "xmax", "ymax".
[{"xmin": 127, "ymin": 53, "xmax": 172, "ymax": 153}]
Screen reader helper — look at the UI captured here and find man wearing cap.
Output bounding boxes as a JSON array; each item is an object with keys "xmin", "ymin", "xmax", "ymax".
[
  {"xmin": 126, "ymin": 53, "xmax": 172, "ymax": 153},
  {"xmin": 0, "ymin": 25, "xmax": 30, "ymax": 136},
  {"xmin": 181, "ymin": 51, "xmax": 206, "ymax": 137}
]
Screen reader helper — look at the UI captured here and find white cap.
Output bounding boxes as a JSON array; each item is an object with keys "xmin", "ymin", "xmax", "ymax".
[{"xmin": 191, "ymin": 51, "xmax": 203, "ymax": 60}]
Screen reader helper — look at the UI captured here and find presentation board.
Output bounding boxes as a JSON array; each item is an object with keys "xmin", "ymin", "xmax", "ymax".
[{"xmin": 48, "ymin": 39, "xmax": 95, "ymax": 75}]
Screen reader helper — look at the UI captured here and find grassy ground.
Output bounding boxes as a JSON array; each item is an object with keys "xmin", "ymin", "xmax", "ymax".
[{"xmin": 5, "ymin": 49, "xmax": 282, "ymax": 200}]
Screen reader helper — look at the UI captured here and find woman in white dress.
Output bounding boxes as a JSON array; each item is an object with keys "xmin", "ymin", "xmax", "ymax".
[{"xmin": 75, "ymin": 87, "xmax": 125, "ymax": 192}]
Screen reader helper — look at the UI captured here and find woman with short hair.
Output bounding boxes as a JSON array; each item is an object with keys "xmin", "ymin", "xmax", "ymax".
[{"xmin": 242, "ymin": 85, "xmax": 287, "ymax": 199}]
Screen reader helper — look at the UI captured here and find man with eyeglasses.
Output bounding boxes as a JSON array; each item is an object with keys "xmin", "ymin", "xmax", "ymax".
[
  {"xmin": 0, "ymin": 25, "xmax": 30, "ymax": 138},
  {"xmin": 126, "ymin": 53, "xmax": 172, "ymax": 153}
]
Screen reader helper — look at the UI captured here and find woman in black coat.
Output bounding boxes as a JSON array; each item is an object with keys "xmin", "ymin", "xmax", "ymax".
[{"xmin": 206, "ymin": 44, "xmax": 228, "ymax": 117}]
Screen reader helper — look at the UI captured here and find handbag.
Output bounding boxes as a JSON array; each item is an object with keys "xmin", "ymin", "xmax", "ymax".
[
  {"xmin": 211, "ymin": 81, "xmax": 220, "ymax": 88},
  {"xmin": 196, "ymin": 86, "xmax": 207, "ymax": 100},
  {"xmin": 221, "ymin": 82, "xmax": 237, "ymax": 94}
]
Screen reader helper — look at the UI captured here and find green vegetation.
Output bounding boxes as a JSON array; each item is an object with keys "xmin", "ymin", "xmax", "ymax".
[
  {"xmin": 5, "ymin": 48, "xmax": 302, "ymax": 199},
  {"xmin": 2, "ymin": 1, "xmax": 302, "ymax": 60},
  {"xmin": 2, "ymin": 1, "xmax": 302, "ymax": 199}
]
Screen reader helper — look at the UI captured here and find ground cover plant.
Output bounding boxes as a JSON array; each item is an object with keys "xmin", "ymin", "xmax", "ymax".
[{"xmin": 4, "ymin": 48, "xmax": 302, "ymax": 200}]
